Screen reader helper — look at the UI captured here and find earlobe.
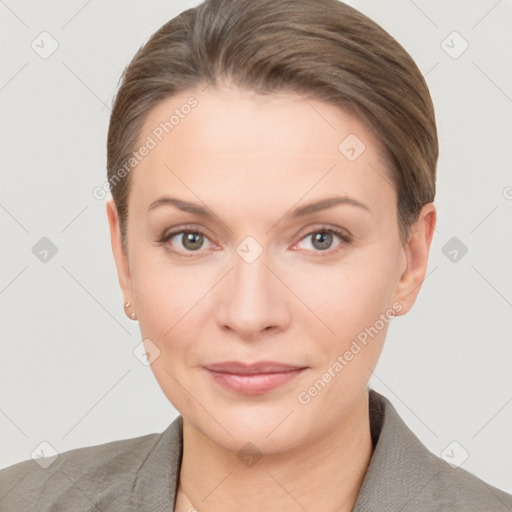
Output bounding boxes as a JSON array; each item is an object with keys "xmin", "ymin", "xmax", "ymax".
[
  {"xmin": 394, "ymin": 203, "xmax": 436, "ymax": 315},
  {"xmin": 106, "ymin": 199, "xmax": 133, "ymax": 305}
]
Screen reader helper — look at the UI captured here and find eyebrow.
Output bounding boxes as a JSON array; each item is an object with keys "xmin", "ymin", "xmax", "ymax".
[{"xmin": 147, "ymin": 195, "xmax": 371, "ymax": 218}]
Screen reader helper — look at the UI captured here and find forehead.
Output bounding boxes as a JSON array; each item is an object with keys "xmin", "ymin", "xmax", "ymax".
[
  {"xmin": 138, "ymin": 85, "xmax": 383, "ymax": 157},
  {"xmin": 129, "ymin": 85, "xmax": 396, "ymax": 215}
]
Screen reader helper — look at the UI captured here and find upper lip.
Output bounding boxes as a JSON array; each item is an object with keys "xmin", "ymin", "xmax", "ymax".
[{"xmin": 204, "ymin": 361, "xmax": 306, "ymax": 374}]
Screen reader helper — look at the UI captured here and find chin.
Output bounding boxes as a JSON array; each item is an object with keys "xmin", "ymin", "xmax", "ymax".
[
  {"xmin": 185, "ymin": 397, "xmax": 311, "ymax": 453},
  {"xmin": 208, "ymin": 418, "xmax": 306, "ymax": 455}
]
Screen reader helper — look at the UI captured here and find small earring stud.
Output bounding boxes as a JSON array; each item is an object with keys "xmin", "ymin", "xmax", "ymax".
[{"xmin": 125, "ymin": 301, "xmax": 136, "ymax": 320}]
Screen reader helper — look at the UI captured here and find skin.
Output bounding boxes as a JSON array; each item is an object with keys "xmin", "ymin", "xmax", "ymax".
[{"xmin": 107, "ymin": 84, "xmax": 436, "ymax": 512}]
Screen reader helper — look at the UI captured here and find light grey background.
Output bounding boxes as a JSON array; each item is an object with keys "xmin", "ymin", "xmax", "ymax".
[{"xmin": 1, "ymin": 0, "xmax": 511, "ymax": 494}]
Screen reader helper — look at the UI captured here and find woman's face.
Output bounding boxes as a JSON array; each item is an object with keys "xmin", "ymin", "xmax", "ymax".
[{"xmin": 108, "ymin": 85, "xmax": 434, "ymax": 453}]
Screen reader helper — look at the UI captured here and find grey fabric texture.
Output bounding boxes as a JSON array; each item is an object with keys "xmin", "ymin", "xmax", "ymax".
[{"xmin": 1, "ymin": 390, "xmax": 510, "ymax": 511}]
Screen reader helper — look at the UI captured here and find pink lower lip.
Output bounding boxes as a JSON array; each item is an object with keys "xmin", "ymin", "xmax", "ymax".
[{"xmin": 205, "ymin": 368, "xmax": 306, "ymax": 395}]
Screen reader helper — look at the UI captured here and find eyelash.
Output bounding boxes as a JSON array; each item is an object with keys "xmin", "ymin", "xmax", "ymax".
[{"xmin": 157, "ymin": 225, "xmax": 352, "ymax": 258}]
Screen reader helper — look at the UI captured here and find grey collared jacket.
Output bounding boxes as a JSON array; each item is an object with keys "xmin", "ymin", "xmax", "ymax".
[{"xmin": 1, "ymin": 390, "xmax": 510, "ymax": 511}]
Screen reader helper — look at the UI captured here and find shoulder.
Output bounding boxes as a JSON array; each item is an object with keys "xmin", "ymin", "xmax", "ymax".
[
  {"xmin": 355, "ymin": 390, "xmax": 512, "ymax": 512},
  {"xmin": 0, "ymin": 420, "xmax": 181, "ymax": 512},
  {"xmin": 425, "ymin": 449, "xmax": 512, "ymax": 510}
]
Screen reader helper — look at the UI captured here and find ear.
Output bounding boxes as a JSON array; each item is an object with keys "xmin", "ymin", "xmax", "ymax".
[
  {"xmin": 394, "ymin": 203, "xmax": 436, "ymax": 315},
  {"xmin": 106, "ymin": 199, "xmax": 132, "ymax": 304}
]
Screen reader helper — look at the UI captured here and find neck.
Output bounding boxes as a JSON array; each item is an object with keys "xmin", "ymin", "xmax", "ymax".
[{"xmin": 175, "ymin": 392, "xmax": 373, "ymax": 512}]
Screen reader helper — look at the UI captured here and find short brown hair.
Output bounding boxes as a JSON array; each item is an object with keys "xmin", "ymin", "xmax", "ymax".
[{"xmin": 107, "ymin": 0, "xmax": 437, "ymax": 248}]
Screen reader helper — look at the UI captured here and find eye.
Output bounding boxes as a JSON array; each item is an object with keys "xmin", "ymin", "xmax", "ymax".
[
  {"xmin": 158, "ymin": 224, "xmax": 352, "ymax": 257},
  {"xmin": 158, "ymin": 227, "xmax": 216, "ymax": 257},
  {"xmin": 293, "ymin": 226, "xmax": 352, "ymax": 255}
]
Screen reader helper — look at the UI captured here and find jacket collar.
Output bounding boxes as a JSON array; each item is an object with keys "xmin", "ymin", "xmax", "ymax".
[{"xmin": 353, "ymin": 390, "xmax": 440, "ymax": 511}]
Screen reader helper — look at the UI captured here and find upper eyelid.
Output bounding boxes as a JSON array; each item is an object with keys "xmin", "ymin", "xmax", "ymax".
[{"xmin": 162, "ymin": 225, "xmax": 216, "ymax": 243}]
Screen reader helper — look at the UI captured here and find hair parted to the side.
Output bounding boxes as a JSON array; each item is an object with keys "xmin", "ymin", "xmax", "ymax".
[{"xmin": 107, "ymin": 0, "xmax": 438, "ymax": 249}]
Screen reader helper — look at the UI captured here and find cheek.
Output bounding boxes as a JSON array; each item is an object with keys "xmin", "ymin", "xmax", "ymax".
[
  {"xmin": 132, "ymin": 260, "xmax": 207, "ymax": 340},
  {"xmin": 293, "ymin": 249, "xmax": 399, "ymax": 340},
  {"xmin": 131, "ymin": 260, "xmax": 205, "ymax": 410},
  {"xmin": 289, "ymin": 250, "xmax": 400, "ymax": 404}
]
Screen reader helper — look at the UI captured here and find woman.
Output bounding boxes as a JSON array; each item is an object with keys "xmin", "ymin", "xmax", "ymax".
[{"xmin": 1, "ymin": 0, "xmax": 510, "ymax": 510}]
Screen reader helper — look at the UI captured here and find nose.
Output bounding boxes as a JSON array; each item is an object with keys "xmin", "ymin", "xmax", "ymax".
[{"xmin": 216, "ymin": 247, "xmax": 291, "ymax": 341}]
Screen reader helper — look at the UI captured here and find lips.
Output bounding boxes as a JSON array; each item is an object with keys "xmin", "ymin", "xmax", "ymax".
[
  {"xmin": 204, "ymin": 361, "xmax": 308, "ymax": 394},
  {"xmin": 204, "ymin": 361, "xmax": 306, "ymax": 374}
]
